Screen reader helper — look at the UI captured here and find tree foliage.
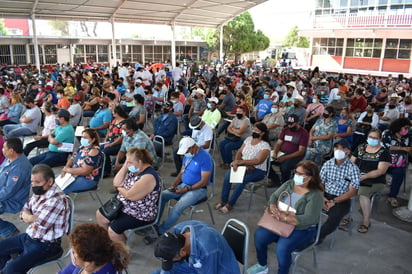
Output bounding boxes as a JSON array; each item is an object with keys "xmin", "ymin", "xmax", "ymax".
[
  {"xmin": 0, "ymin": 20, "xmax": 6, "ymax": 36},
  {"xmin": 48, "ymin": 21, "xmax": 69, "ymax": 36},
  {"xmin": 283, "ymin": 26, "xmax": 309, "ymax": 48}
]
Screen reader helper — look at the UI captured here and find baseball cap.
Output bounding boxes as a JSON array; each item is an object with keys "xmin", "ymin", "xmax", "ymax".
[
  {"xmin": 136, "ymin": 79, "xmax": 142, "ymax": 84},
  {"xmin": 154, "ymin": 232, "xmax": 185, "ymax": 271},
  {"xmin": 176, "ymin": 137, "xmax": 196, "ymax": 155},
  {"xmin": 189, "ymin": 116, "xmax": 202, "ymax": 129},
  {"xmin": 286, "ymin": 114, "xmax": 299, "ymax": 125},
  {"xmin": 333, "ymin": 139, "xmax": 351, "ymax": 149},
  {"xmin": 208, "ymin": 97, "xmax": 219, "ymax": 104},
  {"xmin": 57, "ymin": 109, "xmax": 70, "ymax": 121},
  {"xmin": 286, "ymin": 82, "xmax": 296, "ymax": 89}
]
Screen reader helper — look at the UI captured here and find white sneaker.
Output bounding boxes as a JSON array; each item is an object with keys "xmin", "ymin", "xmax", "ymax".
[{"xmin": 247, "ymin": 263, "xmax": 269, "ymax": 274}]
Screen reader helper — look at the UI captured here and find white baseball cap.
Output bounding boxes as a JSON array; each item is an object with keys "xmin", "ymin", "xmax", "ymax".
[{"xmin": 176, "ymin": 137, "xmax": 196, "ymax": 155}]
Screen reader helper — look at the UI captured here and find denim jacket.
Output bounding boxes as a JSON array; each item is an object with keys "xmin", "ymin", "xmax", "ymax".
[{"xmin": 153, "ymin": 220, "xmax": 240, "ymax": 274}]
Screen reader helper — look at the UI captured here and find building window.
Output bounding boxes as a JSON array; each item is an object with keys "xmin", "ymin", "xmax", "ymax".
[
  {"xmin": 346, "ymin": 38, "xmax": 382, "ymax": 58},
  {"xmin": 44, "ymin": 45, "xmax": 57, "ymax": 64},
  {"xmin": 384, "ymin": 39, "xmax": 412, "ymax": 59},
  {"xmin": 73, "ymin": 45, "xmax": 85, "ymax": 64},
  {"xmin": 98, "ymin": 45, "xmax": 108, "ymax": 63},
  {"xmin": 131, "ymin": 45, "xmax": 142, "ymax": 63},
  {"xmin": 12, "ymin": 45, "xmax": 27, "ymax": 65},
  {"xmin": 0, "ymin": 45, "xmax": 11, "ymax": 65},
  {"xmin": 29, "ymin": 45, "xmax": 44, "ymax": 65},
  {"xmin": 312, "ymin": 38, "xmax": 344, "ymax": 56}
]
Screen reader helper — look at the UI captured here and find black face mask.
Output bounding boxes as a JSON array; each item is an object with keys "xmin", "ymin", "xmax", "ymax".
[
  {"xmin": 252, "ymin": 132, "xmax": 260, "ymax": 139},
  {"xmin": 287, "ymin": 93, "xmax": 292, "ymax": 98},
  {"xmin": 193, "ymin": 95, "xmax": 198, "ymax": 100},
  {"xmin": 294, "ymin": 103, "xmax": 299, "ymax": 108},
  {"xmin": 323, "ymin": 113, "xmax": 329, "ymax": 119},
  {"xmin": 236, "ymin": 113, "xmax": 243, "ymax": 119},
  {"xmin": 389, "ymin": 105, "xmax": 396, "ymax": 109},
  {"xmin": 32, "ymin": 186, "xmax": 47, "ymax": 195},
  {"xmin": 163, "ymin": 108, "xmax": 170, "ymax": 114}
]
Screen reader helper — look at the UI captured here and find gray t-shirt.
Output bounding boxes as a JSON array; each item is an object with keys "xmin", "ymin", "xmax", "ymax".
[
  {"xmin": 193, "ymin": 99, "xmax": 206, "ymax": 114},
  {"xmin": 22, "ymin": 106, "xmax": 42, "ymax": 133},
  {"xmin": 222, "ymin": 92, "xmax": 236, "ymax": 112},
  {"xmin": 232, "ymin": 117, "xmax": 252, "ymax": 140}
]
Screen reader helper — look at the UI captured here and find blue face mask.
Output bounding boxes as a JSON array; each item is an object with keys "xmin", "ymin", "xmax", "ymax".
[
  {"xmin": 264, "ymin": 94, "xmax": 270, "ymax": 99},
  {"xmin": 55, "ymin": 119, "xmax": 60, "ymax": 126},
  {"xmin": 128, "ymin": 165, "xmax": 140, "ymax": 173},
  {"xmin": 367, "ymin": 138, "xmax": 379, "ymax": 147},
  {"xmin": 80, "ymin": 138, "xmax": 89, "ymax": 147},
  {"xmin": 122, "ymin": 130, "xmax": 127, "ymax": 137},
  {"xmin": 185, "ymin": 153, "xmax": 194, "ymax": 159},
  {"xmin": 207, "ymin": 103, "xmax": 212, "ymax": 109},
  {"xmin": 271, "ymin": 107, "xmax": 278, "ymax": 114}
]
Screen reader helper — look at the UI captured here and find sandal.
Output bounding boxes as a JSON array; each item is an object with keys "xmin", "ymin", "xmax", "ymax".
[
  {"xmin": 388, "ymin": 197, "xmax": 399, "ymax": 207},
  {"xmin": 218, "ymin": 205, "xmax": 233, "ymax": 214},
  {"xmin": 339, "ymin": 216, "xmax": 351, "ymax": 226},
  {"xmin": 215, "ymin": 202, "xmax": 226, "ymax": 210},
  {"xmin": 357, "ymin": 223, "xmax": 371, "ymax": 233}
]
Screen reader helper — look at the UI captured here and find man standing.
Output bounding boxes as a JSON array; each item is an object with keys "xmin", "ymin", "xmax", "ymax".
[
  {"xmin": 158, "ymin": 137, "xmax": 212, "ymax": 234},
  {"xmin": 0, "ymin": 164, "xmax": 70, "ymax": 273},
  {"xmin": 0, "ymin": 138, "xmax": 32, "ymax": 239},
  {"xmin": 319, "ymin": 139, "xmax": 360, "ymax": 243},
  {"xmin": 153, "ymin": 220, "xmax": 239, "ymax": 274}
]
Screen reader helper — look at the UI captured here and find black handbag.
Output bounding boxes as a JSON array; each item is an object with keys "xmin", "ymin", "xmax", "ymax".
[{"xmin": 99, "ymin": 195, "xmax": 123, "ymax": 221}]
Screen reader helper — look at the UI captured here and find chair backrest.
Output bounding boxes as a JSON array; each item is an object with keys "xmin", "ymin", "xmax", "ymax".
[
  {"xmin": 153, "ymin": 135, "xmax": 165, "ymax": 169},
  {"xmin": 153, "ymin": 177, "xmax": 164, "ymax": 225},
  {"xmin": 97, "ymin": 152, "xmax": 106, "ymax": 186},
  {"xmin": 221, "ymin": 218, "xmax": 250, "ymax": 274},
  {"xmin": 65, "ymin": 195, "xmax": 75, "ymax": 235}
]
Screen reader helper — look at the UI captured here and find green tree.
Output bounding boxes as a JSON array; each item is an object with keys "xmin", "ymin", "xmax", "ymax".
[
  {"xmin": 48, "ymin": 21, "xmax": 69, "ymax": 36},
  {"xmin": 0, "ymin": 20, "xmax": 7, "ymax": 36},
  {"xmin": 283, "ymin": 26, "xmax": 309, "ymax": 48}
]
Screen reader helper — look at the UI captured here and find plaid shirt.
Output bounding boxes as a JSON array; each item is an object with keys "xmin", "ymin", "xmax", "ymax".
[
  {"xmin": 120, "ymin": 129, "xmax": 158, "ymax": 166},
  {"xmin": 22, "ymin": 184, "xmax": 70, "ymax": 242},
  {"xmin": 320, "ymin": 157, "xmax": 360, "ymax": 196}
]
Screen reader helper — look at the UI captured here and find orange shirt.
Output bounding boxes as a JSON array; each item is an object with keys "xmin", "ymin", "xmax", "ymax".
[{"xmin": 57, "ymin": 97, "xmax": 70, "ymax": 109}]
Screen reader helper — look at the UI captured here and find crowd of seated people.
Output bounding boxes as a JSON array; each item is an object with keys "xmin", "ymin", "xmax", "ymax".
[{"xmin": 0, "ymin": 61, "xmax": 410, "ymax": 274}]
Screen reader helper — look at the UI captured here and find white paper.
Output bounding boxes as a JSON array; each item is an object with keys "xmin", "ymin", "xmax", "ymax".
[
  {"xmin": 278, "ymin": 201, "xmax": 296, "ymax": 213},
  {"xmin": 55, "ymin": 173, "xmax": 76, "ymax": 190},
  {"xmin": 58, "ymin": 143, "xmax": 74, "ymax": 152},
  {"xmin": 229, "ymin": 166, "xmax": 247, "ymax": 183},
  {"xmin": 75, "ymin": 126, "xmax": 85, "ymax": 137}
]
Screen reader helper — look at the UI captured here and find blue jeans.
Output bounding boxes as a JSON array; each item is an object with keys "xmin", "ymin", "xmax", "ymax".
[
  {"xmin": 221, "ymin": 169, "xmax": 266, "ymax": 207},
  {"xmin": 0, "ymin": 233, "xmax": 62, "ymax": 274},
  {"xmin": 0, "ymin": 204, "xmax": 17, "ymax": 237},
  {"xmin": 62, "ymin": 176, "xmax": 98, "ymax": 194},
  {"xmin": 3, "ymin": 124, "xmax": 35, "ymax": 138},
  {"xmin": 219, "ymin": 138, "xmax": 244, "ymax": 165},
  {"xmin": 29, "ymin": 151, "xmax": 70, "ymax": 168},
  {"xmin": 254, "ymin": 226, "xmax": 316, "ymax": 274},
  {"xmin": 388, "ymin": 167, "xmax": 406, "ymax": 198},
  {"xmin": 158, "ymin": 184, "xmax": 207, "ymax": 234},
  {"xmin": 101, "ymin": 144, "xmax": 121, "ymax": 175},
  {"xmin": 82, "ymin": 110, "xmax": 96, "ymax": 117}
]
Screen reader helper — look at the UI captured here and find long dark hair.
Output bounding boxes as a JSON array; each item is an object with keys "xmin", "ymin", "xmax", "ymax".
[{"xmin": 255, "ymin": 122, "xmax": 269, "ymax": 143}]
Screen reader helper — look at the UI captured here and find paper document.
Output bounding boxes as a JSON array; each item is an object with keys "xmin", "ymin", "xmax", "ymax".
[
  {"xmin": 270, "ymin": 150, "xmax": 285, "ymax": 161},
  {"xmin": 75, "ymin": 126, "xmax": 85, "ymax": 137},
  {"xmin": 55, "ymin": 173, "xmax": 76, "ymax": 190},
  {"xmin": 229, "ymin": 166, "xmax": 247, "ymax": 183},
  {"xmin": 278, "ymin": 201, "xmax": 296, "ymax": 213},
  {"xmin": 58, "ymin": 143, "xmax": 74, "ymax": 152}
]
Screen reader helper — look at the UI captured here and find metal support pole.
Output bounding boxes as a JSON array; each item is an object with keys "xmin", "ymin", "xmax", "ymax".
[
  {"xmin": 111, "ymin": 18, "xmax": 117, "ymax": 68},
  {"xmin": 171, "ymin": 22, "xmax": 176, "ymax": 69},
  {"xmin": 31, "ymin": 14, "xmax": 41, "ymax": 73},
  {"xmin": 220, "ymin": 25, "xmax": 224, "ymax": 62}
]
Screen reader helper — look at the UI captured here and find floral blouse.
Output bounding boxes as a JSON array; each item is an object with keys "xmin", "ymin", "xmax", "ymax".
[
  {"xmin": 107, "ymin": 119, "xmax": 125, "ymax": 143},
  {"xmin": 73, "ymin": 146, "xmax": 102, "ymax": 181}
]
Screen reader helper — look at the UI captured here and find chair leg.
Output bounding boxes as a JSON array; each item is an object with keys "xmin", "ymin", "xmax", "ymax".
[
  {"xmin": 329, "ymin": 230, "xmax": 336, "ymax": 249},
  {"xmin": 313, "ymin": 247, "xmax": 318, "ymax": 268},
  {"xmin": 206, "ymin": 202, "xmax": 215, "ymax": 224},
  {"xmin": 248, "ymin": 185, "xmax": 254, "ymax": 210},
  {"xmin": 292, "ymin": 254, "xmax": 301, "ymax": 274}
]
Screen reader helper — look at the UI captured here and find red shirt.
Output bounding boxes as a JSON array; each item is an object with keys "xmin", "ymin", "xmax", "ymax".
[
  {"xmin": 279, "ymin": 127, "xmax": 309, "ymax": 158},
  {"xmin": 350, "ymin": 96, "xmax": 367, "ymax": 112}
]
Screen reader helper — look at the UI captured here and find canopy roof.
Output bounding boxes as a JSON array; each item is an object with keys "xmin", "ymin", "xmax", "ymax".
[{"xmin": 0, "ymin": 0, "xmax": 268, "ymax": 28}]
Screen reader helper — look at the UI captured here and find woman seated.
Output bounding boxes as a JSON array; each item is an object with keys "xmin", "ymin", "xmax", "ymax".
[
  {"xmin": 305, "ymin": 106, "xmax": 337, "ymax": 165},
  {"xmin": 216, "ymin": 122, "xmax": 270, "ymax": 213},
  {"xmin": 353, "ymin": 103, "xmax": 379, "ymax": 150},
  {"xmin": 129, "ymin": 94, "xmax": 146, "ymax": 130},
  {"xmin": 59, "ymin": 223, "xmax": 130, "ymax": 274},
  {"xmin": 334, "ymin": 107, "xmax": 355, "ymax": 147},
  {"xmin": 351, "ymin": 129, "xmax": 391, "ymax": 233},
  {"xmin": 247, "ymin": 160, "xmax": 323, "ymax": 274},
  {"xmin": 219, "ymin": 106, "xmax": 252, "ymax": 169},
  {"xmin": 96, "ymin": 148, "xmax": 162, "ymax": 243},
  {"xmin": 0, "ymin": 93, "xmax": 25, "ymax": 127},
  {"xmin": 304, "ymin": 94, "xmax": 324, "ymax": 132},
  {"xmin": 60, "ymin": 128, "xmax": 102, "ymax": 194},
  {"xmin": 83, "ymin": 87, "xmax": 102, "ymax": 117}
]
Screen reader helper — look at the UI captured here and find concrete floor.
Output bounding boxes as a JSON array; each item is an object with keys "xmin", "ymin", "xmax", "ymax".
[{"xmin": 4, "ymin": 138, "xmax": 412, "ymax": 274}]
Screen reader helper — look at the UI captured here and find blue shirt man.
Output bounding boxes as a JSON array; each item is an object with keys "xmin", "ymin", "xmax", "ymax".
[
  {"xmin": 153, "ymin": 220, "xmax": 240, "ymax": 274},
  {"xmin": 158, "ymin": 137, "xmax": 212, "ymax": 234},
  {"xmin": 152, "ymin": 102, "xmax": 178, "ymax": 145},
  {"xmin": 0, "ymin": 138, "xmax": 32, "ymax": 238},
  {"xmin": 90, "ymin": 98, "xmax": 112, "ymax": 137},
  {"xmin": 255, "ymin": 92, "xmax": 273, "ymax": 120}
]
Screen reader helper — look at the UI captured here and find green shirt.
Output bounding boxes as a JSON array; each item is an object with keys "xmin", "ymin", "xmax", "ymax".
[
  {"xmin": 268, "ymin": 179, "xmax": 323, "ymax": 230},
  {"xmin": 49, "ymin": 124, "xmax": 75, "ymax": 152}
]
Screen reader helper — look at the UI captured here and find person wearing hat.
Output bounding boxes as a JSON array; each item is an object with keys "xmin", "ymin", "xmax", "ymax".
[
  {"xmin": 157, "ymin": 137, "xmax": 212, "ymax": 235},
  {"xmin": 90, "ymin": 97, "xmax": 113, "ymax": 138},
  {"xmin": 384, "ymin": 93, "xmax": 405, "ymax": 118},
  {"xmin": 68, "ymin": 93, "xmax": 83, "ymax": 127},
  {"xmin": 151, "ymin": 101, "xmax": 178, "ymax": 145},
  {"xmin": 152, "ymin": 220, "xmax": 239, "ymax": 274},
  {"xmin": 201, "ymin": 97, "xmax": 221, "ymax": 129},
  {"xmin": 378, "ymin": 97, "xmax": 400, "ymax": 131},
  {"xmin": 268, "ymin": 114, "xmax": 309, "ymax": 186},
  {"xmin": 286, "ymin": 81, "xmax": 299, "ymax": 98},
  {"xmin": 285, "ymin": 95, "xmax": 306, "ymax": 126},
  {"xmin": 133, "ymin": 78, "xmax": 145, "ymax": 97},
  {"xmin": 3, "ymin": 96, "xmax": 42, "ymax": 139},
  {"xmin": 29, "ymin": 109, "xmax": 75, "ymax": 167},
  {"xmin": 318, "ymin": 139, "xmax": 360, "ymax": 244},
  {"xmin": 182, "ymin": 89, "xmax": 206, "ymax": 132}
]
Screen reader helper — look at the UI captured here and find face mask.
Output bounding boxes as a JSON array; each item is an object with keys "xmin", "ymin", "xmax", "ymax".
[
  {"xmin": 389, "ymin": 105, "xmax": 396, "ymax": 109},
  {"xmin": 171, "ymin": 100, "xmax": 177, "ymax": 104},
  {"xmin": 80, "ymin": 138, "xmax": 90, "ymax": 147},
  {"xmin": 334, "ymin": 149, "xmax": 346, "ymax": 160},
  {"xmin": 56, "ymin": 94, "xmax": 62, "ymax": 99},
  {"xmin": 128, "ymin": 165, "xmax": 140, "ymax": 173},
  {"xmin": 32, "ymin": 186, "xmax": 47, "ymax": 195},
  {"xmin": 193, "ymin": 95, "xmax": 198, "ymax": 100},
  {"xmin": 367, "ymin": 138, "xmax": 379, "ymax": 146},
  {"xmin": 302, "ymin": 91, "xmax": 306, "ymax": 96},
  {"xmin": 287, "ymin": 93, "xmax": 292, "ymax": 98},
  {"xmin": 252, "ymin": 132, "xmax": 260, "ymax": 139},
  {"xmin": 185, "ymin": 152, "xmax": 194, "ymax": 158},
  {"xmin": 264, "ymin": 94, "xmax": 270, "ymax": 99},
  {"xmin": 207, "ymin": 103, "xmax": 212, "ymax": 109},
  {"xmin": 163, "ymin": 108, "xmax": 169, "ymax": 114},
  {"xmin": 312, "ymin": 98, "xmax": 317, "ymax": 103},
  {"xmin": 293, "ymin": 174, "xmax": 305, "ymax": 186},
  {"xmin": 122, "ymin": 130, "xmax": 127, "ymax": 137},
  {"xmin": 55, "ymin": 119, "xmax": 60, "ymax": 126},
  {"xmin": 271, "ymin": 108, "xmax": 278, "ymax": 114},
  {"xmin": 323, "ymin": 113, "xmax": 329, "ymax": 119},
  {"xmin": 219, "ymin": 86, "xmax": 224, "ymax": 90},
  {"xmin": 236, "ymin": 113, "xmax": 243, "ymax": 119},
  {"xmin": 367, "ymin": 109, "xmax": 373, "ymax": 113}
]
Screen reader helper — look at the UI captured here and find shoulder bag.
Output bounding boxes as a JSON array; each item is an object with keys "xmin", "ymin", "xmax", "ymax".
[{"xmin": 99, "ymin": 195, "xmax": 123, "ymax": 221}]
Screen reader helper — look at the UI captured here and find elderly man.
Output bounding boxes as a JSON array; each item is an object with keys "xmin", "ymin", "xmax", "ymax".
[
  {"xmin": 152, "ymin": 220, "xmax": 239, "ymax": 274},
  {"xmin": 0, "ymin": 164, "xmax": 70, "ymax": 273},
  {"xmin": 319, "ymin": 139, "xmax": 360, "ymax": 244},
  {"xmin": 158, "ymin": 137, "xmax": 212, "ymax": 235},
  {"xmin": 0, "ymin": 138, "xmax": 32, "ymax": 239},
  {"xmin": 3, "ymin": 96, "xmax": 41, "ymax": 138}
]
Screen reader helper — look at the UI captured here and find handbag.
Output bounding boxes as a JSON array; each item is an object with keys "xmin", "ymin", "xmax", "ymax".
[
  {"xmin": 257, "ymin": 191, "xmax": 295, "ymax": 238},
  {"xmin": 99, "ymin": 195, "xmax": 123, "ymax": 221}
]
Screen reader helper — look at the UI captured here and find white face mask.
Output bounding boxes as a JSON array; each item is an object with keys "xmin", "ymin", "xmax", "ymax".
[
  {"xmin": 334, "ymin": 149, "xmax": 346, "ymax": 160},
  {"xmin": 293, "ymin": 174, "xmax": 305, "ymax": 185}
]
